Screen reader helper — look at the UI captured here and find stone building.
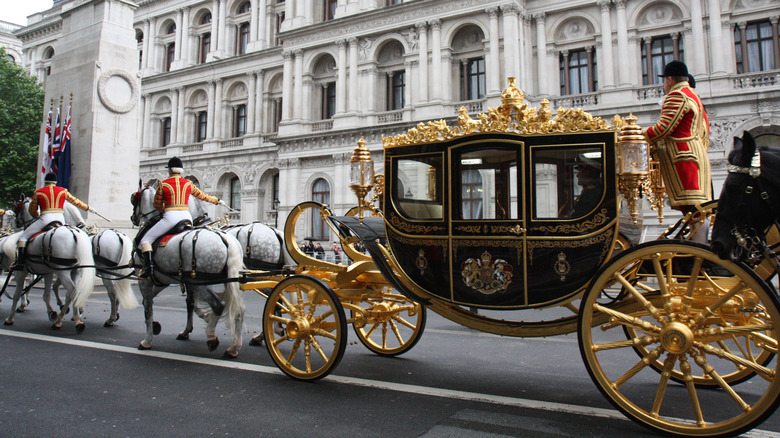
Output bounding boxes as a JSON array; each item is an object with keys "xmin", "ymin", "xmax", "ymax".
[
  {"xmin": 13, "ymin": 0, "xmax": 780, "ymax": 242},
  {"xmin": 0, "ymin": 20, "xmax": 23, "ymax": 65}
]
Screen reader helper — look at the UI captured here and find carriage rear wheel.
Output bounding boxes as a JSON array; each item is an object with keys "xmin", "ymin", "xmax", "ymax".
[
  {"xmin": 579, "ymin": 240, "xmax": 780, "ymax": 437},
  {"xmin": 263, "ymin": 275, "xmax": 347, "ymax": 381},
  {"xmin": 350, "ymin": 292, "xmax": 426, "ymax": 357}
]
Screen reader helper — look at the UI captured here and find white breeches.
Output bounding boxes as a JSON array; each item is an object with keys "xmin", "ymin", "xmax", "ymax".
[
  {"xmin": 140, "ymin": 210, "xmax": 193, "ymax": 247},
  {"xmin": 20, "ymin": 212, "xmax": 65, "ymax": 242}
]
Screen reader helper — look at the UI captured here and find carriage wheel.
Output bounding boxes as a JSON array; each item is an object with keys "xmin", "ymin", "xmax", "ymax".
[
  {"xmin": 351, "ymin": 292, "xmax": 426, "ymax": 357},
  {"xmin": 263, "ymin": 275, "xmax": 347, "ymax": 381},
  {"xmin": 579, "ymin": 240, "xmax": 780, "ymax": 437}
]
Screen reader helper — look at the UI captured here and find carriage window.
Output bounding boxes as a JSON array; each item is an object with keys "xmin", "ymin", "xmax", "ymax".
[
  {"xmin": 395, "ymin": 156, "xmax": 442, "ymax": 220},
  {"xmin": 533, "ymin": 147, "xmax": 604, "ymax": 219},
  {"xmin": 455, "ymin": 149, "xmax": 517, "ymax": 220}
]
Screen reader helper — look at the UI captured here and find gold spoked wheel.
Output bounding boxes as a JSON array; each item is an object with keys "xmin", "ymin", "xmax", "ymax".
[
  {"xmin": 350, "ymin": 292, "xmax": 426, "ymax": 357},
  {"xmin": 263, "ymin": 275, "xmax": 347, "ymax": 381},
  {"xmin": 579, "ymin": 240, "xmax": 780, "ymax": 437}
]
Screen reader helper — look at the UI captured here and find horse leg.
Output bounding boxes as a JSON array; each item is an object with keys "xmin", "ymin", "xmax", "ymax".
[
  {"xmin": 3, "ymin": 272, "xmax": 27, "ymax": 325},
  {"xmin": 52, "ymin": 273, "xmax": 83, "ymax": 331},
  {"xmin": 138, "ymin": 281, "xmax": 158, "ymax": 350},
  {"xmin": 176, "ymin": 287, "xmax": 194, "ymax": 340},
  {"xmin": 103, "ymin": 281, "xmax": 120, "ymax": 327},
  {"xmin": 42, "ymin": 274, "xmax": 58, "ymax": 321},
  {"xmin": 224, "ymin": 303, "xmax": 243, "ymax": 359}
]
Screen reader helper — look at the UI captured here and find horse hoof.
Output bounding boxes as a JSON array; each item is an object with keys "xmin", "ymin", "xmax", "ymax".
[
  {"xmin": 75, "ymin": 323, "xmax": 85, "ymax": 334},
  {"xmin": 137, "ymin": 343, "xmax": 151, "ymax": 350},
  {"xmin": 152, "ymin": 321, "xmax": 161, "ymax": 335},
  {"xmin": 103, "ymin": 321, "xmax": 114, "ymax": 327},
  {"xmin": 222, "ymin": 351, "xmax": 238, "ymax": 359},
  {"xmin": 48, "ymin": 311, "xmax": 57, "ymax": 321},
  {"xmin": 207, "ymin": 338, "xmax": 219, "ymax": 352},
  {"xmin": 4, "ymin": 320, "xmax": 13, "ymax": 326},
  {"xmin": 15, "ymin": 308, "xmax": 24, "ymax": 313},
  {"xmin": 176, "ymin": 333, "xmax": 189, "ymax": 341},
  {"xmin": 248, "ymin": 333, "xmax": 264, "ymax": 346},
  {"xmin": 116, "ymin": 313, "xmax": 120, "ymax": 321},
  {"xmin": 51, "ymin": 324, "xmax": 61, "ymax": 330}
]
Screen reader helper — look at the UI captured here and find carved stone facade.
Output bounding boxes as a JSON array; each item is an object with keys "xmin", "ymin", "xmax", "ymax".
[{"xmin": 13, "ymin": 0, "xmax": 780, "ymax": 240}]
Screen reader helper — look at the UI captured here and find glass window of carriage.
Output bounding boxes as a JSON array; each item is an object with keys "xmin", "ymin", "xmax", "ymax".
[
  {"xmin": 394, "ymin": 155, "xmax": 443, "ymax": 220},
  {"xmin": 454, "ymin": 149, "xmax": 518, "ymax": 220},
  {"xmin": 533, "ymin": 147, "xmax": 604, "ymax": 219}
]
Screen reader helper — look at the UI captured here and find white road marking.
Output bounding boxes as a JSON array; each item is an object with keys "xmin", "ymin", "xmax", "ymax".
[{"xmin": 1, "ymin": 328, "xmax": 779, "ymax": 437}]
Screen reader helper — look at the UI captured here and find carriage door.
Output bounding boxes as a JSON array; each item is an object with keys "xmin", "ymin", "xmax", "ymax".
[{"xmin": 449, "ymin": 141, "xmax": 526, "ymax": 308}]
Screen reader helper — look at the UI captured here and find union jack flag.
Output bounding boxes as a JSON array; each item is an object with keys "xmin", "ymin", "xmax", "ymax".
[
  {"xmin": 40, "ymin": 109, "xmax": 53, "ymax": 186},
  {"xmin": 50, "ymin": 109, "xmax": 61, "ymax": 174}
]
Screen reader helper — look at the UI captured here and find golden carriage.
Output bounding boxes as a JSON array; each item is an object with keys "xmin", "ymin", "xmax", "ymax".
[{"xmin": 240, "ymin": 79, "xmax": 780, "ymax": 437}]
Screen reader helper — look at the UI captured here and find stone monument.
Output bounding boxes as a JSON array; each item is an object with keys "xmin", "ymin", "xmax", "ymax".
[{"xmin": 40, "ymin": 0, "xmax": 140, "ymax": 231}]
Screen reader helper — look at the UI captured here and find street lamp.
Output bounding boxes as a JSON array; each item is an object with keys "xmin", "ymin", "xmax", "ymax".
[{"xmin": 349, "ymin": 137, "xmax": 374, "ymax": 223}]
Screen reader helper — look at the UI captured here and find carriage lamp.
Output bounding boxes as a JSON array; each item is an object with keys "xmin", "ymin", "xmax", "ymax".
[
  {"xmin": 350, "ymin": 137, "xmax": 375, "ymax": 222},
  {"xmin": 617, "ymin": 114, "xmax": 650, "ymax": 224}
]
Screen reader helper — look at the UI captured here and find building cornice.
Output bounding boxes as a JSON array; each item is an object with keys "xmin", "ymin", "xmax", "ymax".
[{"xmin": 13, "ymin": 18, "xmax": 63, "ymax": 43}]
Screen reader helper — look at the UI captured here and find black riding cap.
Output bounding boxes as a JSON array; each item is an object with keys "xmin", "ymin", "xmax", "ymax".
[
  {"xmin": 167, "ymin": 156, "xmax": 183, "ymax": 169},
  {"xmin": 659, "ymin": 60, "xmax": 688, "ymax": 78},
  {"xmin": 44, "ymin": 172, "xmax": 57, "ymax": 183}
]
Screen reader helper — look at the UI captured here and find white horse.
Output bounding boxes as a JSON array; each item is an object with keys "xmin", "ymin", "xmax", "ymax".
[
  {"xmin": 88, "ymin": 229, "xmax": 138, "ymax": 326},
  {"xmin": 1, "ymin": 225, "xmax": 95, "ymax": 331},
  {"xmin": 131, "ymin": 184, "xmax": 245, "ymax": 357}
]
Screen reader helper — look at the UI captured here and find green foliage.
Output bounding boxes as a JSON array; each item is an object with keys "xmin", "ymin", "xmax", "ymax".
[{"xmin": 0, "ymin": 46, "xmax": 44, "ymax": 207}]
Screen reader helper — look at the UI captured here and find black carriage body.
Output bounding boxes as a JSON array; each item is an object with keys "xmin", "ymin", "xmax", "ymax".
[{"xmin": 383, "ymin": 130, "xmax": 619, "ymax": 310}]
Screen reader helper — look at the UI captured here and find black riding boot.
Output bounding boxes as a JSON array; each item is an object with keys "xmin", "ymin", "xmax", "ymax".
[
  {"xmin": 139, "ymin": 250, "xmax": 154, "ymax": 279},
  {"xmin": 12, "ymin": 246, "xmax": 26, "ymax": 270}
]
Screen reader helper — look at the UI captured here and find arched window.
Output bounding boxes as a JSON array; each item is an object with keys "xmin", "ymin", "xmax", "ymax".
[
  {"xmin": 200, "ymin": 33, "xmax": 211, "ymax": 63},
  {"xmin": 165, "ymin": 43, "xmax": 175, "ymax": 71},
  {"xmin": 167, "ymin": 23, "xmax": 177, "ymax": 34},
  {"xmin": 43, "ymin": 47, "xmax": 55, "ymax": 59},
  {"xmin": 311, "ymin": 178, "xmax": 330, "ymax": 240},
  {"xmin": 237, "ymin": 22, "xmax": 250, "ymax": 55},
  {"xmin": 388, "ymin": 71, "xmax": 405, "ymax": 110},
  {"xmin": 161, "ymin": 117, "xmax": 172, "ymax": 147},
  {"xmin": 196, "ymin": 111, "xmax": 208, "ymax": 142},
  {"xmin": 322, "ymin": 83, "xmax": 336, "ymax": 119},
  {"xmin": 237, "ymin": 1, "xmax": 251, "ymax": 14},
  {"xmin": 229, "ymin": 177, "xmax": 241, "ymax": 210},
  {"xmin": 201, "ymin": 13, "xmax": 212, "ymax": 25},
  {"xmin": 559, "ymin": 48, "xmax": 597, "ymax": 95},
  {"xmin": 234, "ymin": 104, "xmax": 247, "ymax": 137}
]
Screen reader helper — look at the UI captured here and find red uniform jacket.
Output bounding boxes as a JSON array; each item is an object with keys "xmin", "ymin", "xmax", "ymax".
[
  {"xmin": 29, "ymin": 185, "xmax": 88, "ymax": 218},
  {"xmin": 154, "ymin": 175, "xmax": 218, "ymax": 211},
  {"xmin": 645, "ymin": 81, "xmax": 712, "ymax": 208}
]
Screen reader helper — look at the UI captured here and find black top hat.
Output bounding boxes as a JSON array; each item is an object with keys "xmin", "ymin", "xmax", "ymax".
[
  {"xmin": 166, "ymin": 157, "xmax": 183, "ymax": 169},
  {"xmin": 659, "ymin": 60, "xmax": 688, "ymax": 78},
  {"xmin": 44, "ymin": 172, "xmax": 57, "ymax": 183}
]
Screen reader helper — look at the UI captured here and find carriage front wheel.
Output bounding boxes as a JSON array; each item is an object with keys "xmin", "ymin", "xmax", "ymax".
[
  {"xmin": 263, "ymin": 275, "xmax": 347, "ymax": 381},
  {"xmin": 578, "ymin": 240, "xmax": 780, "ymax": 437},
  {"xmin": 350, "ymin": 292, "xmax": 426, "ymax": 357}
]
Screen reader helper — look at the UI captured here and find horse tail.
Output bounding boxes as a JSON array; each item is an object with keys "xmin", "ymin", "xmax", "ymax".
[
  {"xmin": 113, "ymin": 232, "xmax": 138, "ymax": 310},
  {"xmin": 72, "ymin": 230, "xmax": 97, "ymax": 309},
  {"xmin": 222, "ymin": 234, "xmax": 245, "ymax": 335}
]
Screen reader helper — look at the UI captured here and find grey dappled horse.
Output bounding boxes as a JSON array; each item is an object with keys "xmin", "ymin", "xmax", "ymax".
[
  {"xmin": 131, "ymin": 185, "xmax": 245, "ymax": 357},
  {"xmin": 87, "ymin": 229, "xmax": 138, "ymax": 326},
  {"xmin": 1, "ymin": 226, "xmax": 95, "ymax": 331}
]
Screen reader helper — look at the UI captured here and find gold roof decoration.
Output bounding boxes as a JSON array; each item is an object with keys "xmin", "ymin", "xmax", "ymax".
[{"xmin": 383, "ymin": 78, "xmax": 619, "ymax": 148}]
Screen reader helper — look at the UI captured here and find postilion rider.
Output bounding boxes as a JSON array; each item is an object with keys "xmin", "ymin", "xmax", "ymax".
[
  {"xmin": 13, "ymin": 172, "xmax": 91, "ymax": 268},
  {"xmin": 643, "ymin": 60, "xmax": 711, "ymax": 242},
  {"xmin": 137, "ymin": 156, "xmax": 225, "ymax": 279}
]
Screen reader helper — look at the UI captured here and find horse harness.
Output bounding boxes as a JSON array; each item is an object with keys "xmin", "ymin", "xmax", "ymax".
[
  {"xmin": 727, "ymin": 150, "xmax": 780, "ymax": 277},
  {"xmin": 93, "ymin": 230, "xmax": 134, "ymax": 280},
  {"xmin": 232, "ymin": 222, "xmax": 286, "ymax": 270}
]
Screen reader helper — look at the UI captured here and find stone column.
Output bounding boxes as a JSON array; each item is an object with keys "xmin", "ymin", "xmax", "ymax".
[
  {"xmin": 247, "ymin": 72, "xmax": 257, "ymax": 133},
  {"xmin": 404, "ymin": 61, "xmax": 412, "ymax": 108},
  {"xmin": 706, "ymin": 0, "xmax": 724, "ymax": 74},
  {"xmin": 282, "ymin": 50, "xmax": 293, "ymax": 120},
  {"xmin": 366, "ymin": 66, "xmax": 377, "ymax": 111},
  {"xmin": 177, "ymin": 86, "xmax": 185, "ymax": 143},
  {"xmin": 181, "ymin": 7, "xmax": 190, "ymax": 65},
  {"xmin": 284, "ymin": 0, "xmax": 294, "ymax": 30},
  {"xmin": 534, "ymin": 13, "xmax": 547, "ymax": 95},
  {"xmin": 218, "ymin": 0, "xmax": 228, "ymax": 53},
  {"xmin": 142, "ymin": 19, "xmax": 151, "ymax": 70},
  {"xmin": 441, "ymin": 51, "xmax": 452, "ymax": 101},
  {"xmin": 148, "ymin": 18, "xmax": 158, "ymax": 72},
  {"xmin": 250, "ymin": 0, "xmax": 259, "ymax": 45},
  {"xmin": 597, "ymin": 0, "xmax": 615, "ymax": 88},
  {"xmin": 502, "ymin": 4, "xmax": 520, "ymax": 81},
  {"xmin": 170, "ymin": 89, "xmax": 179, "ymax": 143},
  {"xmin": 175, "ymin": 9, "xmax": 184, "ymax": 62},
  {"xmin": 523, "ymin": 14, "xmax": 533, "ymax": 91},
  {"xmin": 416, "ymin": 22, "xmax": 428, "ymax": 103},
  {"xmin": 214, "ymin": 78, "xmax": 224, "ymax": 138},
  {"xmin": 138, "ymin": 92, "xmax": 146, "ymax": 145},
  {"xmin": 690, "ymin": 0, "xmax": 706, "ymax": 74},
  {"xmin": 487, "ymin": 7, "xmax": 500, "ymax": 94},
  {"xmin": 431, "ymin": 19, "xmax": 442, "ymax": 100},
  {"xmin": 336, "ymin": 39, "xmax": 347, "ymax": 114},
  {"xmin": 294, "ymin": 49, "xmax": 304, "ymax": 119},
  {"xmin": 615, "ymin": 0, "xmax": 630, "ymax": 85},
  {"xmin": 211, "ymin": 0, "xmax": 220, "ymax": 54},
  {"xmin": 258, "ymin": 0, "xmax": 267, "ymax": 49},
  {"xmin": 207, "ymin": 81, "xmax": 216, "ymax": 138},
  {"xmin": 142, "ymin": 93, "xmax": 152, "ymax": 148},
  {"xmin": 255, "ymin": 70, "xmax": 264, "ymax": 132},
  {"xmin": 628, "ymin": 34, "xmax": 640, "ymax": 85},
  {"xmin": 348, "ymin": 38, "xmax": 358, "ymax": 112},
  {"xmin": 773, "ymin": 17, "xmax": 780, "ymax": 71}
]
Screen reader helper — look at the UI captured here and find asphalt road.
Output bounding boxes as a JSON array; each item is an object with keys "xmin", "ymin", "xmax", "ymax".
[{"xmin": 0, "ymin": 284, "xmax": 778, "ymax": 437}]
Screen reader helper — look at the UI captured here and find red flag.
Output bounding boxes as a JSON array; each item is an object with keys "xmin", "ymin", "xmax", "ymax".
[{"xmin": 40, "ymin": 109, "xmax": 52, "ymax": 186}]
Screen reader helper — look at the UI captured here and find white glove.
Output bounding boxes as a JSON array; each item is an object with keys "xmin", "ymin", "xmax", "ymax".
[{"xmin": 218, "ymin": 199, "xmax": 229, "ymax": 208}]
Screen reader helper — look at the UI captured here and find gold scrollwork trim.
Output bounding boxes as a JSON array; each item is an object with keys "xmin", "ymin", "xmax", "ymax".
[
  {"xmin": 454, "ymin": 225, "xmax": 483, "ymax": 233},
  {"xmin": 383, "ymin": 77, "xmax": 616, "ymax": 149},
  {"xmin": 388, "ymin": 214, "xmax": 445, "ymax": 234},
  {"xmin": 532, "ymin": 209, "xmax": 609, "ymax": 234},
  {"xmin": 452, "ymin": 238, "xmax": 523, "ymax": 262},
  {"xmin": 527, "ymin": 228, "xmax": 613, "ymax": 265},
  {"xmin": 387, "ymin": 231, "xmax": 449, "ymax": 251}
]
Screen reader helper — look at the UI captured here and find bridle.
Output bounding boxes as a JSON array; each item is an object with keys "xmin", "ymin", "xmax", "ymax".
[
  {"xmin": 131, "ymin": 186, "xmax": 159, "ymax": 226},
  {"xmin": 14, "ymin": 198, "xmax": 37, "ymax": 229}
]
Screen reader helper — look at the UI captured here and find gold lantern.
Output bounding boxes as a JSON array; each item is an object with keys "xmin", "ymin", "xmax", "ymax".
[
  {"xmin": 617, "ymin": 114, "xmax": 650, "ymax": 224},
  {"xmin": 350, "ymin": 137, "xmax": 375, "ymax": 222}
]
